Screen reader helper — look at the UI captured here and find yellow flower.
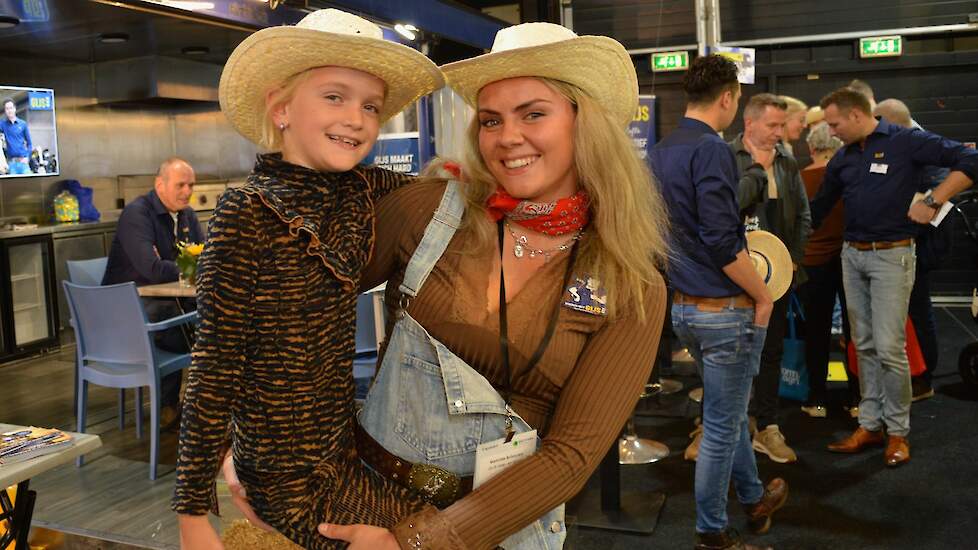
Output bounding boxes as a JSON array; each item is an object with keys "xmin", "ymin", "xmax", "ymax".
[{"xmin": 186, "ymin": 243, "xmax": 204, "ymax": 256}]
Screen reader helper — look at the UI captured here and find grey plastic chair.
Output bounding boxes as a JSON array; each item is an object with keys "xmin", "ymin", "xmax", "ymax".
[
  {"xmin": 65, "ymin": 257, "xmax": 108, "ymax": 286},
  {"xmin": 354, "ymin": 292, "xmax": 381, "ymax": 399},
  {"xmin": 65, "ymin": 257, "xmax": 129, "ymax": 427},
  {"xmin": 63, "ymin": 281, "xmax": 198, "ymax": 480}
]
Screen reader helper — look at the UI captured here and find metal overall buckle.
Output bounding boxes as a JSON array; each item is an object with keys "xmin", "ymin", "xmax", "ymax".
[
  {"xmin": 397, "ymin": 293, "xmax": 413, "ymax": 319},
  {"xmin": 407, "ymin": 463, "xmax": 460, "ymax": 508}
]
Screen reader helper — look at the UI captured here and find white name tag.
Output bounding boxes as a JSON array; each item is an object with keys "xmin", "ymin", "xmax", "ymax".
[
  {"xmin": 870, "ymin": 163, "xmax": 889, "ymax": 174},
  {"xmin": 473, "ymin": 429, "xmax": 537, "ymax": 489}
]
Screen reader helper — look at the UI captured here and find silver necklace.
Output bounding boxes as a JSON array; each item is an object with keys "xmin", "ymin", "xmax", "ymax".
[{"xmin": 505, "ymin": 220, "xmax": 582, "ymax": 262}]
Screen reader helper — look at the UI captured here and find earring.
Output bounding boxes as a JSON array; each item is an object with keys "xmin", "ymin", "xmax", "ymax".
[{"xmin": 278, "ymin": 121, "xmax": 288, "ymax": 131}]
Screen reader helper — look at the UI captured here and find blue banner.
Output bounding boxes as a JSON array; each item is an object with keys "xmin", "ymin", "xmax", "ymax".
[
  {"xmin": 27, "ymin": 90, "xmax": 53, "ymax": 111},
  {"xmin": 365, "ymin": 133, "xmax": 421, "ymax": 175},
  {"xmin": 629, "ymin": 95, "xmax": 656, "ymax": 163}
]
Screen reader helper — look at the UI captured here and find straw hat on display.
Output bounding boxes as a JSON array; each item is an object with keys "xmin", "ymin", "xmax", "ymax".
[
  {"xmin": 746, "ymin": 230, "xmax": 793, "ymax": 301},
  {"xmin": 805, "ymin": 106, "xmax": 825, "ymax": 127},
  {"xmin": 220, "ymin": 9, "xmax": 444, "ymax": 145},
  {"xmin": 440, "ymin": 22, "xmax": 638, "ymax": 128}
]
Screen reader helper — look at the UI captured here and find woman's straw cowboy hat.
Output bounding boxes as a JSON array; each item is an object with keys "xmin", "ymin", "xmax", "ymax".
[
  {"xmin": 220, "ymin": 9, "xmax": 444, "ymax": 145},
  {"xmin": 440, "ymin": 22, "xmax": 638, "ymax": 128},
  {"xmin": 746, "ymin": 230, "xmax": 793, "ymax": 301}
]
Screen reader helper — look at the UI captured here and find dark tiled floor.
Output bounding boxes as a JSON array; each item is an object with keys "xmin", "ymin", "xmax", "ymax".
[{"xmin": 2, "ymin": 306, "xmax": 977, "ymax": 549}]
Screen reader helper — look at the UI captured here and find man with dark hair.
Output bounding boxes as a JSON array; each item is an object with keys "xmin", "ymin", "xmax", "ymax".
[
  {"xmin": 730, "ymin": 93, "xmax": 811, "ymax": 464},
  {"xmin": 104, "ymin": 157, "xmax": 203, "ymax": 428},
  {"xmin": 1, "ymin": 98, "xmax": 32, "ymax": 175},
  {"xmin": 650, "ymin": 55, "xmax": 786, "ymax": 550},
  {"xmin": 813, "ymin": 87, "xmax": 978, "ymax": 467}
]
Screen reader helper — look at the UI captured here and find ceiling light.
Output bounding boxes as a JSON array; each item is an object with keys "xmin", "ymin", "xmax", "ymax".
[
  {"xmin": 0, "ymin": 16, "xmax": 20, "ymax": 29},
  {"xmin": 394, "ymin": 23, "xmax": 418, "ymax": 41},
  {"xmin": 182, "ymin": 46, "xmax": 210, "ymax": 55},
  {"xmin": 99, "ymin": 33, "xmax": 130, "ymax": 44}
]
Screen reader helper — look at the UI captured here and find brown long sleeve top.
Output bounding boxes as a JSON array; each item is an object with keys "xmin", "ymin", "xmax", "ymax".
[{"xmin": 361, "ymin": 180, "xmax": 667, "ymax": 550}]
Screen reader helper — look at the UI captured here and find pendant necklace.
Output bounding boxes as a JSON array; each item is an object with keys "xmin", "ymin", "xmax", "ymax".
[{"xmin": 506, "ymin": 220, "xmax": 583, "ymax": 262}]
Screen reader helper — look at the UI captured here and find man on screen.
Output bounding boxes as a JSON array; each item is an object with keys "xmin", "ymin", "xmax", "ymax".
[{"xmin": 1, "ymin": 98, "xmax": 32, "ymax": 175}]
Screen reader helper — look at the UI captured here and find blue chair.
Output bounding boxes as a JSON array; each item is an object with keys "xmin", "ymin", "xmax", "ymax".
[
  {"xmin": 353, "ymin": 291, "xmax": 383, "ymax": 399},
  {"xmin": 63, "ymin": 281, "xmax": 198, "ymax": 480},
  {"xmin": 65, "ymin": 257, "xmax": 129, "ymax": 427},
  {"xmin": 65, "ymin": 257, "xmax": 108, "ymax": 287}
]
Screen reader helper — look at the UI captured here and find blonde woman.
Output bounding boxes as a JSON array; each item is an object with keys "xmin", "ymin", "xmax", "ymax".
[
  {"xmin": 780, "ymin": 95, "xmax": 808, "ymax": 155},
  {"xmin": 171, "ymin": 9, "xmax": 444, "ymax": 550},
  {"xmin": 228, "ymin": 22, "xmax": 670, "ymax": 550}
]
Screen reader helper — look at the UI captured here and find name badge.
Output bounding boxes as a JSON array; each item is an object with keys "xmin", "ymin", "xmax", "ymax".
[
  {"xmin": 564, "ymin": 276, "xmax": 608, "ymax": 316},
  {"xmin": 870, "ymin": 163, "xmax": 888, "ymax": 174},
  {"xmin": 473, "ymin": 429, "xmax": 537, "ymax": 489}
]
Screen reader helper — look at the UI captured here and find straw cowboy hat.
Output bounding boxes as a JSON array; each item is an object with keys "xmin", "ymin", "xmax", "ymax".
[
  {"xmin": 746, "ymin": 230, "xmax": 793, "ymax": 301},
  {"xmin": 220, "ymin": 9, "xmax": 444, "ymax": 145},
  {"xmin": 440, "ymin": 22, "xmax": 638, "ymax": 128}
]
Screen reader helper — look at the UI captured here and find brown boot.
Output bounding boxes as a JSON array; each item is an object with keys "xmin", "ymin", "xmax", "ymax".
[
  {"xmin": 884, "ymin": 435, "xmax": 910, "ymax": 467},
  {"xmin": 743, "ymin": 478, "xmax": 788, "ymax": 534},
  {"xmin": 694, "ymin": 528, "xmax": 772, "ymax": 550},
  {"xmin": 827, "ymin": 427, "xmax": 884, "ymax": 453}
]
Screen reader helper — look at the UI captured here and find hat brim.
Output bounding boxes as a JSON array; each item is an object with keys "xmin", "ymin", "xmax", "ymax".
[
  {"xmin": 440, "ymin": 36, "xmax": 638, "ymax": 129},
  {"xmin": 220, "ymin": 26, "xmax": 444, "ymax": 145},
  {"xmin": 746, "ymin": 230, "xmax": 793, "ymax": 301}
]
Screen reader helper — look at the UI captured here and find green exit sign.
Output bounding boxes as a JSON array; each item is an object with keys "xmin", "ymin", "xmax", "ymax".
[
  {"xmin": 651, "ymin": 51, "xmax": 689, "ymax": 72},
  {"xmin": 860, "ymin": 35, "xmax": 902, "ymax": 58}
]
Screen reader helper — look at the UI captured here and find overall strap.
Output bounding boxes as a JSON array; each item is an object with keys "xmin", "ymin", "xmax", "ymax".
[{"xmin": 399, "ymin": 180, "xmax": 465, "ymax": 298}]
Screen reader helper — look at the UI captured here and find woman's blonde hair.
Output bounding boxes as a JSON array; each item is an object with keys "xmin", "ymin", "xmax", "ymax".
[
  {"xmin": 457, "ymin": 77, "xmax": 669, "ymax": 320},
  {"xmin": 260, "ymin": 70, "xmax": 315, "ymax": 151},
  {"xmin": 780, "ymin": 95, "xmax": 808, "ymax": 116}
]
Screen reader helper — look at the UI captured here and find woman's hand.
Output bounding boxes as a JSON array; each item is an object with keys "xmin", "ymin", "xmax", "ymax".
[
  {"xmin": 179, "ymin": 514, "xmax": 224, "ymax": 550},
  {"xmin": 318, "ymin": 523, "xmax": 399, "ymax": 550},
  {"xmin": 222, "ymin": 450, "xmax": 275, "ymax": 532}
]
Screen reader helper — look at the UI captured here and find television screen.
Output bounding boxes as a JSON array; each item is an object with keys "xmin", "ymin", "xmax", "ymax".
[{"xmin": 0, "ymin": 86, "xmax": 59, "ymax": 178}]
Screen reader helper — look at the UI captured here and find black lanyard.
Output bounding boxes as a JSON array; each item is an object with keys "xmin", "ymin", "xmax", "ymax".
[{"xmin": 496, "ymin": 220, "xmax": 579, "ymax": 406}]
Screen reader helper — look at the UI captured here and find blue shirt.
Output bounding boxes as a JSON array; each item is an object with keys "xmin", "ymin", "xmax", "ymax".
[
  {"xmin": 103, "ymin": 190, "xmax": 203, "ymax": 286},
  {"xmin": 650, "ymin": 117, "xmax": 747, "ymax": 297},
  {"xmin": 811, "ymin": 118, "xmax": 978, "ymax": 242},
  {"xmin": 1, "ymin": 117, "xmax": 32, "ymax": 159}
]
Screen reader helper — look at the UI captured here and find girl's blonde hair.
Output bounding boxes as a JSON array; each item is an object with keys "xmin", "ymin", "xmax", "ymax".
[
  {"xmin": 457, "ymin": 77, "xmax": 669, "ymax": 321},
  {"xmin": 260, "ymin": 70, "xmax": 315, "ymax": 151}
]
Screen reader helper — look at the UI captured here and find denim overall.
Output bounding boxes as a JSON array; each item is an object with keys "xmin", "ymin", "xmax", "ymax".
[{"xmin": 358, "ymin": 181, "xmax": 567, "ymax": 549}]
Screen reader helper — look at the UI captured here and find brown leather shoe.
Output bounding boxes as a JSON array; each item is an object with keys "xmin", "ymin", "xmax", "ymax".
[
  {"xmin": 885, "ymin": 435, "xmax": 910, "ymax": 467},
  {"xmin": 827, "ymin": 427, "xmax": 884, "ymax": 453},
  {"xmin": 743, "ymin": 478, "xmax": 788, "ymax": 534},
  {"xmin": 694, "ymin": 528, "xmax": 772, "ymax": 550}
]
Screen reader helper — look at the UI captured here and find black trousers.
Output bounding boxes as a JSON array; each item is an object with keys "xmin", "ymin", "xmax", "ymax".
[
  {"xmin": 749, "ymin": 294, "xmax": 788, "ymax": 430},
  {"xmin": 798, "ymin": 257, "xmax": 860, "ymax": 406},
  {"xmin": 142, "ymin": 297, "xmax": 194, "ymax": 407}
]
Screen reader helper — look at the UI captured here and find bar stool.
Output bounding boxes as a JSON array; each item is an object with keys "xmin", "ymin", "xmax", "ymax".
[{"xmin": 619, "ymin": 383, "xmax": 669, "ymax": 464}]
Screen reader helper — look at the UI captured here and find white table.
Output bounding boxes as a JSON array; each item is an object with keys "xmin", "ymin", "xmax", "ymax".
[{"xmin": 0, "ymin": 424, "xmax": 101, "ymax": 550}]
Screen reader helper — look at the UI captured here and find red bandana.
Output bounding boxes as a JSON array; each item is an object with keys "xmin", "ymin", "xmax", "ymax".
[{"xmin": 486, "ymin": 187, "xmax": 590, "ymax": 236}]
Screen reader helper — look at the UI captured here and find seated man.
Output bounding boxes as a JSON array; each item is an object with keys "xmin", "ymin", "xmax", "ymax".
[{"xmin": 103, "ymin": 157, "xmax": 202, "ymax": 428}]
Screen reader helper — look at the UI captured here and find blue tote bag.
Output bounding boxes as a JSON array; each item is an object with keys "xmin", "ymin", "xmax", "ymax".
[{"xmin": 778, "ymin": 292, "xmax": 809, "ymax": 402}]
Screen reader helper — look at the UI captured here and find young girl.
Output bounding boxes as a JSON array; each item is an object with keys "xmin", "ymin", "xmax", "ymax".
[{"xmin": 171, "ymin": 10, "xmax": 443, "ymax": 549}]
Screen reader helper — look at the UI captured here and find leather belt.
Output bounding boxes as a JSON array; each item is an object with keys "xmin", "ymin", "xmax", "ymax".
[
  {"xmin": 674, "ymin": 290, "xmax": 753, "ymax": 311},
  {"xmin": 847, "ymin": 238, "xmax": 913, "ymax": 251},
  {"xmin": 355, "ymin": 421, "xmax": 473, "ymax": 508}
]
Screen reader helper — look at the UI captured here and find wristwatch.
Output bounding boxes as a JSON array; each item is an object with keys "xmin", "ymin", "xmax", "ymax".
[{"xmin": 922, "ymin": 194, "xmax": 941, "ymax": 209}]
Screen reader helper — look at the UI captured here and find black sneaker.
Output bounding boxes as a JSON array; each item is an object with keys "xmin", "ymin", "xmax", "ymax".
[{"xmin": 911, "ymin": 378, "xmax": 934, "ymax": 402}]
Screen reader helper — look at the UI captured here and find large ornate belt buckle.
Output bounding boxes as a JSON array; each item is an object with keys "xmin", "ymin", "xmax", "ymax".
[{"xmin": 408, "ymin": 463, "xmax": 460, "ymax": 508}]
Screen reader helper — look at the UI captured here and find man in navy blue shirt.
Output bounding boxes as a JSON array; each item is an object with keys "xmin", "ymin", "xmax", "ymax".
[
  {"xmin": 813, "ymin": 88, "xmax": 977, "ymax": 467},
  {"xmin": 1, "ymin": 98, "xmax": 33, "ymax": 175},
  {"xmin": 650, "ymin": 55, "xmax": 785, "ymax": 550},
  {"xmin": 104, "ymin": 157, "xmax": 203, "ymax": 428}
]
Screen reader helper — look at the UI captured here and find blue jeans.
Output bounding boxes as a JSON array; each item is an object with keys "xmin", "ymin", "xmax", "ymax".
[
  {"xmin": 7, "ymin": 160, "xmax": 29, "ymax": 174},
  {"xmin": 672, "ymin": 302, "xmax": 766, "ymax": 533},
  {"xmin": 841, "ymin": 242, "xmax": 915, "ymax": 437}
]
